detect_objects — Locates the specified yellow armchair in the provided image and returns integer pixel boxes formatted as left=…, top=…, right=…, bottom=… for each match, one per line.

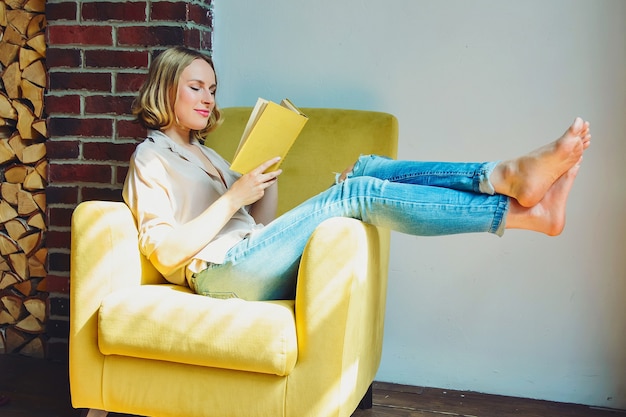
left=69, top=108, right=398, bottom=417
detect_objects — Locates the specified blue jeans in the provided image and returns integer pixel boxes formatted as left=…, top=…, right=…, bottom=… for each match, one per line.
left=191, top=155, right=509, bottom=300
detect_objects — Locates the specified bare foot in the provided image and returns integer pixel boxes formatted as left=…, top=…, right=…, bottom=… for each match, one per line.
left=337, top=162, right=356, bottom=183
left=491, top=117, right=590, bottom=207
left=506, top=162, right=580, bottom=236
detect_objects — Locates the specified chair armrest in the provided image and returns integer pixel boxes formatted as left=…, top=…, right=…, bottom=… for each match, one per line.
left=289, top=217, right=390, bottom=416
left=69, top=201, right=161, bottom=409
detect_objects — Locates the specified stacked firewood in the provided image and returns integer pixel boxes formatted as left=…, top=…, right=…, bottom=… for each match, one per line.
left=0, top=0, right=48, bottom=358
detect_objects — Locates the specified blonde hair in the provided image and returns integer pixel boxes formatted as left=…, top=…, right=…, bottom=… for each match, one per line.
left=132, top=46, right=222, bottom=140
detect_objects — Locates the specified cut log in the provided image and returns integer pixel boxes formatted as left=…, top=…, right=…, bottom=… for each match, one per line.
left=2, top=61, right=21, bottom=98
left=0, top=260, right=12, bottom=273
left=32, top=191, right=45, bottom=211
left=24, top=167, right=45, bottom=189
left=8, top=252, right=28, bottom=280
left=0, top=232, right=20, bottom=256
left=20, top=141, right=45, bottom=163
left=1, top=294, right=23, bottom=320
left=26, top=13, right=46, bottom=37
left=0, top=200, right=19, bottom=222
left=0, top=92, right=18, bottom=120
left=17, top=188, right=39, bottom=215
left=26, top=37, right=46, bottom=61
left=33, top=247, right=46, bottom=264
left=20, top=79, right=47, bottom=122
left=0, top=309, right=16, bottom=324
left=32, top=118, right=47, bottom=136
left=8, top=133, right=26, bottom=161
left=5, top=0, right=28, bottom=12
left=24, top=296, right=46, bottom=321
left=0, top=42, right=20, bottom=68
left=5, top=326, right=27, bottom=352
left=5, top=217, right=29, bottom=240
left=1, top=181, right=21, bottom=205
left=0, top=272, right=19, bottom=291
left=15, top=313, right=43, bottom=333
left=3, top=24, right=27, bottom=47
left=22, top=79, right=44, bottom=117
left=14, top=100, right=39, bottom=140
left=28, top=255, right=45, bottom=277
left=18, top=229, right=42, bottom=256
left=20, top=334, right=45, bottom=358
left=27, top=211, right=45, bottom=229
left=13, top=278, right=36, bottom=296
left=7, top=9, right=35, bottom=36
left=5, top=164, right=31, bottom=183
left=0, top=138, right=17, bottom=164
left=21, top=59, right=46, bottom=88
left=19, top=47, right=42, bottom=70
left=35, top=159, right=47, bottom=180
left=0, top=1, right=7, bottom=27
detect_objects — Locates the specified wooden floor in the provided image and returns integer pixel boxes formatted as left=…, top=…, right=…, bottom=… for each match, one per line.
left=353, top=383, right=626, bottom=417
left=1, top=354, right=624, bottom=417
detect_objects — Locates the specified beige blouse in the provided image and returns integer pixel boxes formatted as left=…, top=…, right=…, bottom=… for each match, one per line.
left=122, top=130, right=262, bottom=287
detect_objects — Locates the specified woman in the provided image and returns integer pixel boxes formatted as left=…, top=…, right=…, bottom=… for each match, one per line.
left=123, top=46, right=591, bottom=300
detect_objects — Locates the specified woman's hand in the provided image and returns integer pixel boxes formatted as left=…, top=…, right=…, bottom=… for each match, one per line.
left=228, top=157, right=283, bottom=207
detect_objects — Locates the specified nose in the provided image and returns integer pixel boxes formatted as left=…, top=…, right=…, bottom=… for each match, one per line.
left=203, top=90, right=215, bottom=105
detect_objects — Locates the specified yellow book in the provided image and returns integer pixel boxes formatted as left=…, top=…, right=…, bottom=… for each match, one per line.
left=230, top=97, right=308, bottom=174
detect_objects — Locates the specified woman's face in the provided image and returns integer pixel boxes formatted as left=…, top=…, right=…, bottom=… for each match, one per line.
left=173, top=58, right=217, bottom=132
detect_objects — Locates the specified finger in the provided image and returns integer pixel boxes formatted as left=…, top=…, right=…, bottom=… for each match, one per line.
left=262, top=177, right=278, bottom=188
left=252, top=167, right=281, bottom=184
left=254, top=157, right=281, bottom=174
left=263, top=168, right=282, bottom=181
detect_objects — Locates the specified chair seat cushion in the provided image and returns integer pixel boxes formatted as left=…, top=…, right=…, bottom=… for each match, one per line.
left=98, top=284, right=297, bottom=376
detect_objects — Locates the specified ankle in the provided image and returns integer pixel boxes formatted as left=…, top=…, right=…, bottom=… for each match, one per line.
left=490, top=160, right=516, bottom=197
left=479, top=161, right=499, bottom=195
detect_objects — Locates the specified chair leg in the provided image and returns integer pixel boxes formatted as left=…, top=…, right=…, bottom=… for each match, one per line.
left=81, top=409, right=109, bottom=417
left=357, top=383, right=373, bottom=409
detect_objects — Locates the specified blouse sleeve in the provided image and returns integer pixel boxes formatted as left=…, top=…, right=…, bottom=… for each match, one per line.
left=122, top=146, right=183, bottom=282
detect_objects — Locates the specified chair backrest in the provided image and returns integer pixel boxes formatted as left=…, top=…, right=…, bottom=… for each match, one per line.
left=205, top=107, right=398, bottom=215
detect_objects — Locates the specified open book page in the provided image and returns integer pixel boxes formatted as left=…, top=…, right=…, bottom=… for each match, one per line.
left=234, top=97, right=269, bottom=157
left=230, top=98, right=308, bottom=174
left=279, top=98, right=302, bottom=114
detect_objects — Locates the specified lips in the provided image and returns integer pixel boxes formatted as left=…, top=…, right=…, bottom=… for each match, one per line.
left=195, top=109, right=211, bottom=118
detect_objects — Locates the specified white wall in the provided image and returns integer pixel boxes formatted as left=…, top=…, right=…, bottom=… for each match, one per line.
left=213, top=0, right=626, bottom=409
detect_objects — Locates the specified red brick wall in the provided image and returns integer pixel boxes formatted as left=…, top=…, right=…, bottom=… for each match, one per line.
left=45, top=0, right=214, bottom=360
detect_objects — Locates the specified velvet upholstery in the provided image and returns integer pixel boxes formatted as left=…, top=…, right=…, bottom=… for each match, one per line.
left=69, top=107, right=398, bottom=417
